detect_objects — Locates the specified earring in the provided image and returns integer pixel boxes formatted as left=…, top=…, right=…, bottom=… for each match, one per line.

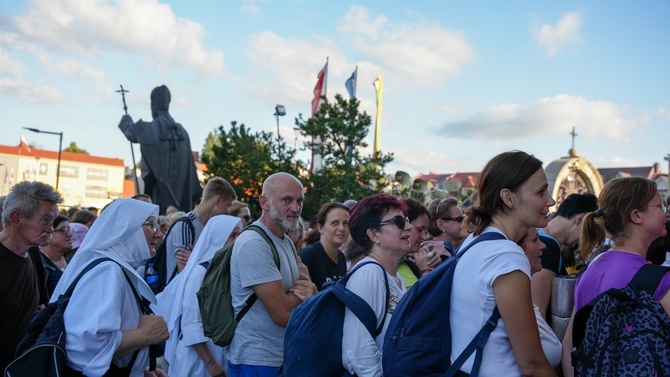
left=376, top=240, right=380, bottom=246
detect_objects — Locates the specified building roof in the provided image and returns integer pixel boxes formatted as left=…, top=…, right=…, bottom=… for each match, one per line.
left=598, top=164, right=664, bottom=183
left=0, top=142, right=124, bottom=167
left=413, top=171, right=479, bottom=189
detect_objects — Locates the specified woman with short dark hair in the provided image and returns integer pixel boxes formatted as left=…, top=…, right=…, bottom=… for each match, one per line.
left=342, top=194, right=410, bottom=376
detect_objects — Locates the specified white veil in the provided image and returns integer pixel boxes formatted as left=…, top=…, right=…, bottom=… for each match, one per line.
left=153, top=215, right=242, bottom=363
left=50, top=198, right=159, bottom=303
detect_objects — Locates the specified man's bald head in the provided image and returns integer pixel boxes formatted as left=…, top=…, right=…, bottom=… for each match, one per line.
left=262, top=172, right=303, bottom=198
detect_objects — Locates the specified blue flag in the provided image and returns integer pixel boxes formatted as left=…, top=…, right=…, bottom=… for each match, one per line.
left=345, top=67, right=357, bottom=99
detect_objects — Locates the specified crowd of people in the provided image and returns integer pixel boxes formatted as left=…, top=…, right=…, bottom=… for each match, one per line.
left=2, top=149, right=670, bottom=377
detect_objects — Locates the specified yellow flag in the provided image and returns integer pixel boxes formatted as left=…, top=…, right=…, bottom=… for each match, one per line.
left=373, top=73, right=383, bottom=154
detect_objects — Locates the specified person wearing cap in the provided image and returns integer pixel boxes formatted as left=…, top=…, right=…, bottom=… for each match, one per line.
left=40, top=215, right=73, bottom=296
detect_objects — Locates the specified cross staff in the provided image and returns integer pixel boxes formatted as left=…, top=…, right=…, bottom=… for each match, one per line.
left=116, top=85, right=140, bottom=193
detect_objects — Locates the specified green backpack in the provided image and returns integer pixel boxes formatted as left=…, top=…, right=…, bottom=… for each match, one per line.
left=197, top=224, right=279, bottom=346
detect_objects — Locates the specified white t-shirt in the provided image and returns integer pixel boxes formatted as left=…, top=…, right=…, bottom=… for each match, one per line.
left=534, top=305, right=562, bottom=367
left=341, top=257, right=406, bottom=377
left=449, top=227, right=531, bottom=376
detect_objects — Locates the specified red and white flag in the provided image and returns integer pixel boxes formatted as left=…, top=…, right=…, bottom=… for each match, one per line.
left=311, top=60, right=328, bottom=117
left=20, top=134, right=31, bottom=152
left=310, top=59, right=328, bottom=173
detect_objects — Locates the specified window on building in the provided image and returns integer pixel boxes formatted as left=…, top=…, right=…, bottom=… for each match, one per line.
left=87, top=168, right=109, bottom=181
left=60, top=166, right=79, bottom=178
left=85, top=185, right=107, bottom=198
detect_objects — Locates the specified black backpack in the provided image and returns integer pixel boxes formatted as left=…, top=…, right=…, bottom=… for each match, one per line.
left=145, top=216, right=194, bottom=294
left=571, top=264, right=670, bottom=376
left=4, top=258, right=153, bottom=377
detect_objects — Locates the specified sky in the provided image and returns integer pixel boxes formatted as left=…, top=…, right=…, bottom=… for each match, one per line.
left=2, top=0, right=670, bottom=178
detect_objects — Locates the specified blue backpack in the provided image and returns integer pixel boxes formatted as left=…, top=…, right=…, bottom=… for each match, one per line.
left=571, top=264, right=670, bottom=376
left=382, top=232, right=505, bottom=377
left=280, top=260, right=389, bottom=377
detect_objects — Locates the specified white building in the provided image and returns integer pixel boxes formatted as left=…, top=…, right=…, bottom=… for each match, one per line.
left=0, top=141, right=126, bottom=209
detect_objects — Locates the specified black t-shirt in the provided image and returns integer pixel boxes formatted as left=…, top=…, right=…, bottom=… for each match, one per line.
left=0, top=243, right=46, bottom=371
left=298, top=241, right=346, bottom=291
left=539, top=232, right=567, bottom=276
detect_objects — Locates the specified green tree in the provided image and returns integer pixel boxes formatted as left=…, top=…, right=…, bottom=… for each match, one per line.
left=63, top=141, right=89, bottom=154
left=201, top=121, right=303, bottom=217
left=201, top=130, right=221, bottom=159
left=296, top=94, right=393, bottom=218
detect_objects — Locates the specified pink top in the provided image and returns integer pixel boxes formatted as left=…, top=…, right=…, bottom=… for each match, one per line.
left=574, top=251, right=670, bottom=310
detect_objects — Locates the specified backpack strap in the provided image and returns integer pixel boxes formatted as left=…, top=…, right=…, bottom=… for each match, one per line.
left=119, top=265, right=158, bottom=372
left=63, top=257, right=116, bottom=297
left=446, top=231, right=506, bottom=377
left=629, top=264, right=670, bottom=295
left=399, top=255, right=422, bottom=279
left=168, top=216, right=195, bottom=281
left=65, top=258, right=156, bottom=372
left=233, top=224, right=281, bottom=323
left=335, top=260, right=390, bottom=337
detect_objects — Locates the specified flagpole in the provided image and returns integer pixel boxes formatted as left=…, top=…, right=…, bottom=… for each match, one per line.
left=373, top=73, right=383, bottom=156
left=353, top=66, right=358, bottom=98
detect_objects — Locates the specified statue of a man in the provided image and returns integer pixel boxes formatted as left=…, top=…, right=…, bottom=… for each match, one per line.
left=119, top=85, right=202, bottom=214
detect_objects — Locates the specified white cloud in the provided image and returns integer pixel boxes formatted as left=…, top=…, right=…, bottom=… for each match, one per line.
left=43, top=58, right=107, bottom=81
left=244, top=6, right=474, bottom=113
left=440, top=94, right=644, bottom=142
left=246, top=31, right=350, bottom=108
left=0, top=79, right=62, bottom=103
left=241, top=0, right=261, bottom=14
left=533, top=11, right=583, bottom=57
left=658, top=102, right=670, bottom=122
left=7, top=0, right=224, bottom=78
left=0, top=48, right=26, bottom=77
left=338, top=6, right=475, bottom=86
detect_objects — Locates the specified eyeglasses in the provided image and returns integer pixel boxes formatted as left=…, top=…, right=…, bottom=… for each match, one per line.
left=441, top=215, right=465, bottom=223
left=142, top=220, right=159, bottom=233
left=644, top=200, right=669, bottom=213
left=377, top=215, right=410, bottom=229
left=54, top=226, right=72, bottom=234
left=242, top=215, right=252, bottom=223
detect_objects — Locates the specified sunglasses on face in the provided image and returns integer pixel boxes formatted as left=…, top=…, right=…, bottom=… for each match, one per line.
left=377, top=215, right=410, bottom=229
left=441, top=215, right=465, bottom=223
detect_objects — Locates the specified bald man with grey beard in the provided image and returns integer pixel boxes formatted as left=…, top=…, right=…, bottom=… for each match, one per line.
left=226, top=173, right=317, bottom=376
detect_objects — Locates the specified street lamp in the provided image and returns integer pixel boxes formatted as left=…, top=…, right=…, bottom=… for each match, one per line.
left=23, top=127, right=63, bottom=190
left=274, top=104, right=286, bottom=143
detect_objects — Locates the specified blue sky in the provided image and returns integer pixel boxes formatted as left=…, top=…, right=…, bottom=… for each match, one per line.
left=2, top=0, right=670, bottom=177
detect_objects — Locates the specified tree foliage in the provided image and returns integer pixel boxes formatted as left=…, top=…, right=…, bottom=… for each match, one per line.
left=201, top=121, right=303, bottom=217
left=63, top=141, right=89, bottom=154
left=295, top=94, right=393, bottom=218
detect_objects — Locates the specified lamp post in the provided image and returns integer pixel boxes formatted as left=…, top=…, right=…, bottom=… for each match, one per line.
left=274, top=105, right=286, bottom=144
left=23, top=127, right=63, bottom=190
